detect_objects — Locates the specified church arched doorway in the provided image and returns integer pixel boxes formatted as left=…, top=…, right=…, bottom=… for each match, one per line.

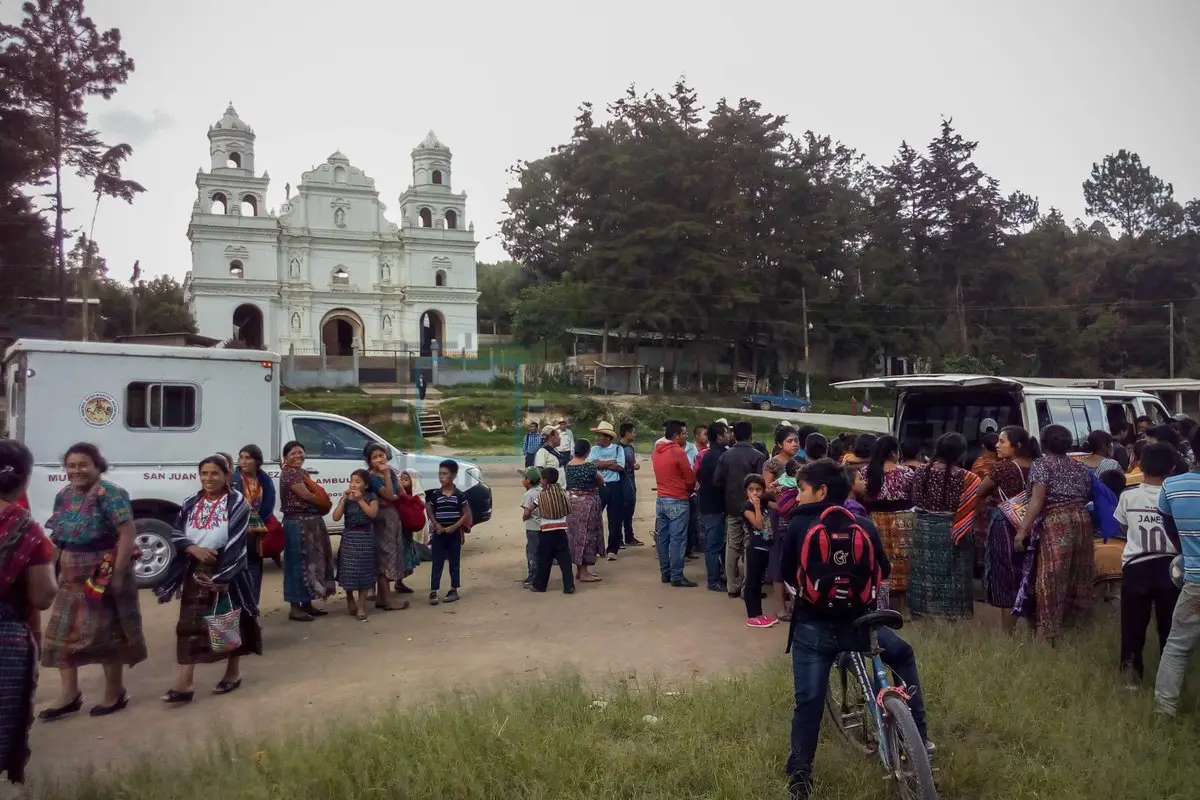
left=320, top=308, right=363, bottom=356
left=420, top=310, right=444, bottom=358
left=232, top=303, right=264, bottom=349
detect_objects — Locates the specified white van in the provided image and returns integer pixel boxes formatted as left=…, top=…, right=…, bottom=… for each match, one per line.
left=831, top=374, right=1173, bottom=452
left=3, top=339, right=493, bottom=588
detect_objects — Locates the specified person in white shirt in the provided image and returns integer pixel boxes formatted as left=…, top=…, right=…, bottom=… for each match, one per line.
left=535, top=426, right=566, bottom=486
left=1113, top=442, right=1181, bottom=686
left=557, top=419, right=574, bottom=459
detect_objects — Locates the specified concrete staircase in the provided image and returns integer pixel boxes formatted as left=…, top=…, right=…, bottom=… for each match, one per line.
left=418, top=409, right=447, bottom=438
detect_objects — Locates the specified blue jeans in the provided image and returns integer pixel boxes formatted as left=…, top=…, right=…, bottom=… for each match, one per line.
left=701, top=512, right=726, bottom=587
left=655, top=497, right=691, bottom=582
left=787, top=619, right=928, bottom=787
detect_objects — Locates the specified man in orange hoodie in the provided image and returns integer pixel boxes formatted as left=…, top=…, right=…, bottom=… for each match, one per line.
left=653, top=419, right=698, bottom=587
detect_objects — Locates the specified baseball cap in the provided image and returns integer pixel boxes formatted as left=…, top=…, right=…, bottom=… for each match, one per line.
left=520, top=467, right=542, bottom=481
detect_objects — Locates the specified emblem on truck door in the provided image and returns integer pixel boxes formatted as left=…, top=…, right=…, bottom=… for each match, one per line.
left=80, top=392, right=118, bottom=428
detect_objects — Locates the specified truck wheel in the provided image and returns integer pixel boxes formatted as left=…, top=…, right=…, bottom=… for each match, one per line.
left=759, top=401, right=772, bottom=411
left=133, top=518, right=174, bottom=590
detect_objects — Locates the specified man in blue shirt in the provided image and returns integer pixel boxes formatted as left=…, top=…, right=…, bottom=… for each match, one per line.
left=522, top=422, right=541, bottom=467
left=1153, top=428, right=1200, bottom=717
left=589, top=421, right=627, bottom=559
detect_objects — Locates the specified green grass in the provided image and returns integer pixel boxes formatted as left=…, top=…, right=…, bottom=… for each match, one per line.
left=43, top=616, right=1200, bottom=799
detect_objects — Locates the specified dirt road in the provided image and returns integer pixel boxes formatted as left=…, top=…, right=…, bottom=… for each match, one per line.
left=28, top=464, right=785, bottom=785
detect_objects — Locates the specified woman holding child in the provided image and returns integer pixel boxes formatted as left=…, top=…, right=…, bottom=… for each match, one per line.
left=363, top=444, right=410, bottom=611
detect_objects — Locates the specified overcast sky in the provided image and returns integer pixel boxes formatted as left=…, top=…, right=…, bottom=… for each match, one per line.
left=9, top=0, right=1198, bottom=284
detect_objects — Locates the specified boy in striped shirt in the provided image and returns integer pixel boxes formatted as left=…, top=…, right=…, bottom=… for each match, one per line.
left=427, top=459, right=471, bottom=605
left=532, top=467, right=575, bottom=594
left=1153, top=429, right=1200, bottom=716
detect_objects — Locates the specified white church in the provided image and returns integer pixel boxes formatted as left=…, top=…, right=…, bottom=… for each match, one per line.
left=183, top=104, right=479, bottom=358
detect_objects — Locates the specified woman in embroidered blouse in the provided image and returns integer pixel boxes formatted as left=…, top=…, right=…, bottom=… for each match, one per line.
left=0, top=440, right=56, bottom=785
left=763, top=426, right=802, bottom=620
left=157, top=456, right=262, bottom=703
left=364, top=443, right=410, bottom=611
left=1014, top=424, right=1095, bottom=642
left=860, top=435, right=916, bottom=613
left=565, top=439, right=605, bottom=583
left=279, top=441, right=336, bottom=622
left=39, top=442, right=146, bottom=720
left=908, top=433, right=981, bottom=620
left=974, top=426, right=1038, bottom=631
left=232, top=444, right=276, bottom=605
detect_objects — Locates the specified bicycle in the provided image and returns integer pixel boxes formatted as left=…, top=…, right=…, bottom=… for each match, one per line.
left=824, top=608, right=938, bottom=799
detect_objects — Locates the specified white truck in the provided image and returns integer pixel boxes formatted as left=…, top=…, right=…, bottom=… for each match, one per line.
left=3, top=339, right=492, bottom=588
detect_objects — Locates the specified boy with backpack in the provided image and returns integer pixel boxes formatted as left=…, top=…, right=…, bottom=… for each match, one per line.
left=778, top=458, right=932, bottom=799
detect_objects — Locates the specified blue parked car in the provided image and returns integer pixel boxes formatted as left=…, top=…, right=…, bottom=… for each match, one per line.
left=743, top=390, right=812, bottom=412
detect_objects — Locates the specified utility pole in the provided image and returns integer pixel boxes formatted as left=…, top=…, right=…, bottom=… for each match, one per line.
left=1168, top=301, right=1176, bottom=379
left=802, top=286, right=811, bottom=401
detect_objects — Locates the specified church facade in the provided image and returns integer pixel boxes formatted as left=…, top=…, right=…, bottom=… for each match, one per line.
left=183, top=104, right=479, bottom=358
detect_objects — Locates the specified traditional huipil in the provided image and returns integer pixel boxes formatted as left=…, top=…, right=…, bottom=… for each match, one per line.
left=41, top=480, right=147, bottom=669
left=0, top=504, right=53, bottom=784
left=909, top=463, right=980, bottom=619
left=155, top=489, right=263, bottom=663
left=860, top=465, right=916, bottom=599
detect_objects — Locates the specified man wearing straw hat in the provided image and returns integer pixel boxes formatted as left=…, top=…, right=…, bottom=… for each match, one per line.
left=590, top=421, right=627, bottom=560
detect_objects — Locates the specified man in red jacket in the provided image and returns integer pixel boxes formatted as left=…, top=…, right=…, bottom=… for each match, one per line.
left=652, top=419, right=697, bottom=587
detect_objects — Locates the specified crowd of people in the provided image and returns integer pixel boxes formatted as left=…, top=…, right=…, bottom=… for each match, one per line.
left=4, top=409, right=1200, bottom=793
left=0, top=437, right=473, bottom=787
left=519, top=413, right=1200, bottom=799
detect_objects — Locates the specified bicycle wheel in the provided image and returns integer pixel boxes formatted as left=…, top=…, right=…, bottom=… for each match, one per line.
left=881, top=693, right=937, bottom=800
left=825, top=653, right=878, bottom=755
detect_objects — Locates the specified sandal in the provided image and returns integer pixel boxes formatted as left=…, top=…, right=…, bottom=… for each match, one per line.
left=356, top=612, right=369, bottom=621
left=162, top=689, right=194, bottom=705
left=289, top=611, right=314, bottom=622
left=213, top=678, right=242, bottom=695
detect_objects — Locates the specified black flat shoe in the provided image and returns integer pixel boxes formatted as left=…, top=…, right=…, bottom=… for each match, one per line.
left=162, top=689, right=194, bottom=705
left=38, top=694, right=83, bottom=721
left=213, top=678, right=242, bottom=695
left=90, top=692, right=128, bottom=717
left=394, top=581, right=415, bottom=594
left=301, top=604, right=328, bottom=617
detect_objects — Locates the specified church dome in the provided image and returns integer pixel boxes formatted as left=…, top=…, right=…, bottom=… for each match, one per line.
left=327, top=150, right=350, bottom=164
left=416, top=130, right=449, bottom=152
left=211, top=103, right=252, bottom=133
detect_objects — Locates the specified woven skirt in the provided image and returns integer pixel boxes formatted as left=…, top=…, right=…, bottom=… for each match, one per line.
left=0, top=605, right=35, bottom=784
left=871, top=510, right=915, bottom=593
left=374, top=506, right=404, bottom=581
left=338, top=527, right=377, bottom=590
left=909, top=512, right=975, bottom=620
left=176, top=568, right=261, bottom=665
left=41, top=549, right=147, bottom=669
left=282, top=516, right=335, bottom=604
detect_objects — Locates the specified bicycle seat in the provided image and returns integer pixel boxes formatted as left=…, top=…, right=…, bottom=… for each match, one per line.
left=851, top=609, right=904, bottom=632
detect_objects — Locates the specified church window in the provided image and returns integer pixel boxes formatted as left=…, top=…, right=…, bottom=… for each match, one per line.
left=240, top=194, right=258, bottom=217
left=332, top=267, right=350, bottom=286
left=227, top=152, right=241, bottom=169
left=210, top=193, right=228, bottom=215
left=229, top=259, right=244, bottom=278
left=435, top=269, right=447, bottom=287
left=444, top=209, right=458, bottom=230
left=432, top=170, right=443, bottom=185
left=334, top=165, right=347, bottom=183
left=419, top=208, right=432, bottom=228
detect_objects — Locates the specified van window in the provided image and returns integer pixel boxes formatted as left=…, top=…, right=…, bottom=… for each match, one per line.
left=125, top=382, right=198, bottom=431
left=292, top=417, right=376, bottom=460
left=1035, top=397, right=1106, bottom=448
left=1142, top=401, right=1169, bottom=426
left=897, top=390, right=1020, bottom=450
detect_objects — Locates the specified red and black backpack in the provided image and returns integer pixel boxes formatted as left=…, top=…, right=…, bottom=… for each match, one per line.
left=796, top=506, right=879, bottom=614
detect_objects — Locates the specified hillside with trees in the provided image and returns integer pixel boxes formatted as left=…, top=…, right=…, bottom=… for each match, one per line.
left=498, top=82, right=1200, bottom=379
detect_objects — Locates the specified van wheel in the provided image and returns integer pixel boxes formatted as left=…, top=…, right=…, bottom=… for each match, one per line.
left=134, top=518, right=174, bottom=589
